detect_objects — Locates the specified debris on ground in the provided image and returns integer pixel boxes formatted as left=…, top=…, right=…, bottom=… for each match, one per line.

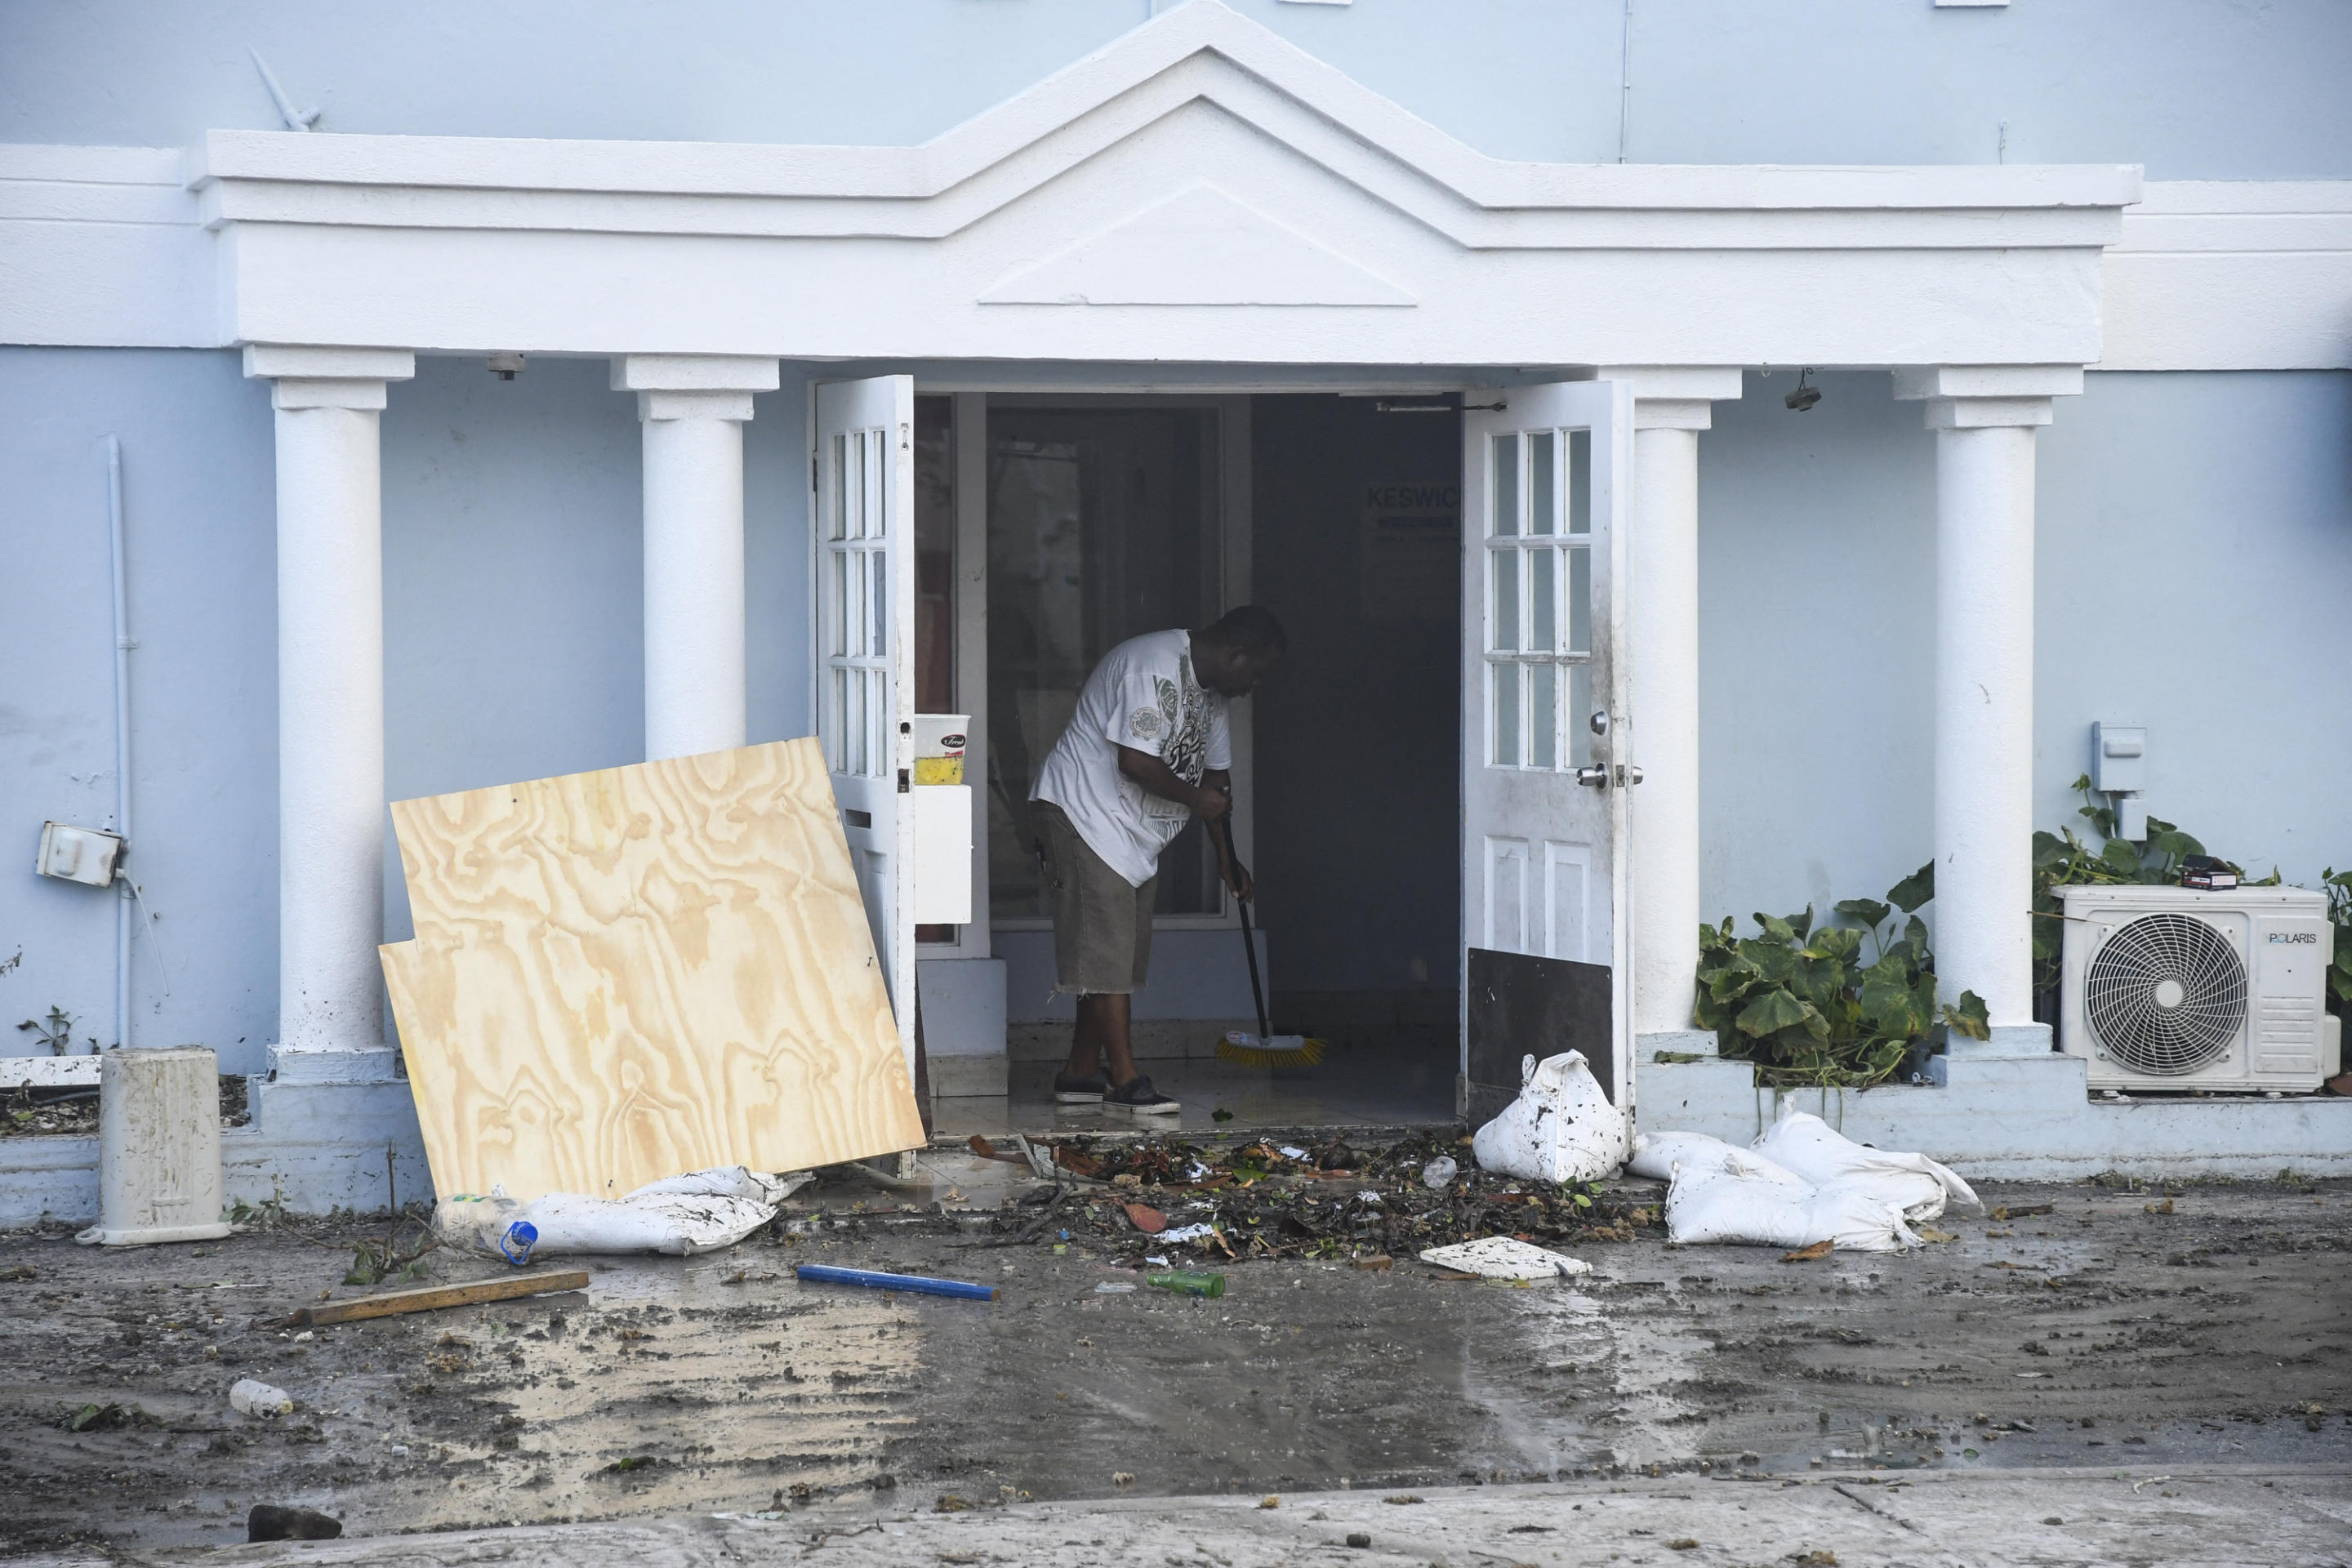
left=1416, top=1236, right=1591, bottom=1281
left=247, top=1503, right=341, bottom=1542
left=282, top=1267, right=590, bottom=1327
left=956, top=1130, right=1654, bottom=1267
left=228, top=1379, right=294, bottom=1416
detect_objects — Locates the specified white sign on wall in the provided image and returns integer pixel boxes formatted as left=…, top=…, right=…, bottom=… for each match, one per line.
left=1361, top=479, right=1459, bottom=622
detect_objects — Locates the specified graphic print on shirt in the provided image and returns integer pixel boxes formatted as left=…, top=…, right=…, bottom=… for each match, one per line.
left=1141, top=656, right=1213, bottom=821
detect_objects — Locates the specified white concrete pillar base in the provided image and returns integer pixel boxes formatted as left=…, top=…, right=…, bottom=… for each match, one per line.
left=266, top=1044, right=406, bottom=1085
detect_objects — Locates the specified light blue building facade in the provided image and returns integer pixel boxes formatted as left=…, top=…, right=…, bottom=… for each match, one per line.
left=4, top=1, right=2349, bottom=1218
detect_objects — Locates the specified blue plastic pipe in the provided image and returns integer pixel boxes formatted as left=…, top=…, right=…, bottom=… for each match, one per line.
left=795, top=1264, right=996, bottom=1301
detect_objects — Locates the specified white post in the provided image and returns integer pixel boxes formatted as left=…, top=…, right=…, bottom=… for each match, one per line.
left=611, top=355, right=781, bottom=761
left=1604, top=368, right=1744, bottom=1054
left=243, top=345, right=414, bottom=1077
left=1894, top=365, right=2082, bottom=1057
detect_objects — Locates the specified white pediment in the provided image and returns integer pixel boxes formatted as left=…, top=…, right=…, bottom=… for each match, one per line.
left=978, top=183, right=1414, bottom=307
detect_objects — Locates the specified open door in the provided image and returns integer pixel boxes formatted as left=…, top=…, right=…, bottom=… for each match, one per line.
left=1461, top=380, right=1634, bottom=1125
left=817, top=376, right=917, bottom=1074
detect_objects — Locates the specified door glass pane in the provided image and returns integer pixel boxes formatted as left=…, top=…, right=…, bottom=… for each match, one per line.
left=1491, top=662, right=1519, bottom=767
left=1529, top=430, right=1556, bottom=535
left=986, top=404, right=1223, bottom=919
left=913, top=396, right=956, bottom=715
left=829, top=668, right=847, bottom=771
left=849, top=668, right=866, bottom=775
left=1568, top=430, right=1591, bottom=535
left=1528, top=548, right=1555, bottom=652
left=1567, top=662, right=1594, bottom=768
left=837, top=439, right=856, bottom=542
left=1490, top=433, right=1518, bottom=537
left=1490, top=550, right=1518, bottom=653
left=871, top=546, right=889, bottom=658
left=871, top=666, right=889, bottom=779
left=1567, top=545, right=1591, bottom=654
left=847, top=432, right=866, bottom=540
left=865, top=426, right=887, bottom=540
left=1530, top=662, right=1557, bottom=770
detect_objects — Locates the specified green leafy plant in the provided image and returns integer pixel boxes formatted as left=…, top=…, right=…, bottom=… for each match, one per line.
left=2321, top=868, right=2352, bottom=1022
left=1695, top=870, right=1986, bottom=1088
left=2029, top=775, right=2270, bottom=1007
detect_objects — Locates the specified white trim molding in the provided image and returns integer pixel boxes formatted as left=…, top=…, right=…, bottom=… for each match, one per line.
left=171, top=1, right=2133, bottom=369
left=2100, top=181, right=2352, bottom=370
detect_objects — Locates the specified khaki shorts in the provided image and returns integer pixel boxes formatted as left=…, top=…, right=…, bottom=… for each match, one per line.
left=1035, top=800, right=1156, bottom=995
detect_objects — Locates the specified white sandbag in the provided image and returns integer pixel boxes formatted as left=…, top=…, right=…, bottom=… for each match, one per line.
left=437, top=1167, right=805, bottom=1258
left=1751, top=1108, right=1978, bottom=1222
left=1471, top=1050, right=1627, bottom=1184
left=1626, top=1130, right=1811, bottom=1187
left=1666, top=1160, right=1921, bottom=1253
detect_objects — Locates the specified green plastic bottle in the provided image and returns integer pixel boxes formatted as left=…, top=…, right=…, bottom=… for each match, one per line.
left=1145, top=1270, right=1226, bottom=1298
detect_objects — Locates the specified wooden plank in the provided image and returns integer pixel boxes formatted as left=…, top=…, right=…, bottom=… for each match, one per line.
left=382, top=737, right=924, bottom=1201
left=284, top=1269, right=591, bottom=1327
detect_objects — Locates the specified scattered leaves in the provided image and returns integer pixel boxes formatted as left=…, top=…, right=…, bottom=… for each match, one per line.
left=1781, top=1239, right=1834, bottom=1263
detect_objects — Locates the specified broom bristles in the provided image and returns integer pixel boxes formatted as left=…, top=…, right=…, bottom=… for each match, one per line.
left=1214, top=1033, right=1327, bottom=1067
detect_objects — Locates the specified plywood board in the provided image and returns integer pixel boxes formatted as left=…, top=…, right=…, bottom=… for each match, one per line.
left=382, top=738, right=923, bottom=1201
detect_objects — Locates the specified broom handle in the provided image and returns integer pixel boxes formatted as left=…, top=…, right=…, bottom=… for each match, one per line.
left=1222, top=829, right=1271, bottom=1040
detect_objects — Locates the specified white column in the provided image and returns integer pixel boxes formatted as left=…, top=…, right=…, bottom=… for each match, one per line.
left=611, top=355, right=781, bottom=761
left=1894, top=365, right=2082, bottom=1054
left=1603, top=368, right=1744, bottom=1053
left=243, top=345, right=414, bottom=1074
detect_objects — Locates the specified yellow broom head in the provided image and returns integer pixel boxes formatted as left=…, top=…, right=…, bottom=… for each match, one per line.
left=1215, top=1030, right=1326, bottom=1067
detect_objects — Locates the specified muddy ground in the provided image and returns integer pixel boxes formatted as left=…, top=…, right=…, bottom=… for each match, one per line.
left=2, top=1155, right=2347, bottom=1559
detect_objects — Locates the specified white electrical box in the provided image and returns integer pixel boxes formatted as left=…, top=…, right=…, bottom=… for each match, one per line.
left=2091, top=722, right=2146, bottom=795
left=911, top=785, right=973, bottom=925
left=37, top=822, right=122, bottom=888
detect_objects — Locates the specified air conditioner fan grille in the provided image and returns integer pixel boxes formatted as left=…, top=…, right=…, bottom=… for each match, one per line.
left=2083, top=912, right=2247, bottom=1076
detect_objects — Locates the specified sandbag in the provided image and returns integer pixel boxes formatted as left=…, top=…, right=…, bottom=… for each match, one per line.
left=1471, top=1050, right=1627, bottom=1184
left=437, top=1166, right=811, bottom=1258
left=1628, top=1130, right=1809, bottom=1187
left=1751, top=1109, right=1978, bottom=1222
left=1665, top=1160, right=1922, bottom=1252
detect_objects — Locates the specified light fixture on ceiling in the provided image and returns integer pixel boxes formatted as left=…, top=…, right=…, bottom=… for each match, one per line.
left=1784, top=368, right=1821, bottom=412
left=486, top=353, right=526, bottom=381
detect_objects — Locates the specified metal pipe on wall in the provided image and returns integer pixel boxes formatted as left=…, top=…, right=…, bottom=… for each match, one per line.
left=105, top=434, right=132, bottom=1051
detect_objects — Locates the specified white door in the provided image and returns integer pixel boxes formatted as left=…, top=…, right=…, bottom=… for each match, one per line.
left=817, top=376, right=917, bottom=1073
left=1461, top=381, right=1634, bottom=1107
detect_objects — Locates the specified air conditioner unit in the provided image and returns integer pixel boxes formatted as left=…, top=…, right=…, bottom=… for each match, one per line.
left=2060, top=885, right=2337, bottom=1092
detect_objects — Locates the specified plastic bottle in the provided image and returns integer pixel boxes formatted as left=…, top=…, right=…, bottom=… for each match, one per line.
left=1144, top=1270, right=1226, bottom=1298
left=1421, top=1156, right=1459, bottom=1189
left=229, top=1379, right=294, bottom=1416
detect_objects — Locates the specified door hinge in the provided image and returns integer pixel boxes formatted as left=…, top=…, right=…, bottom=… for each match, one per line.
left=901, top=421, right=911, bottom=451
left=811, top=453, right=818, bottom=492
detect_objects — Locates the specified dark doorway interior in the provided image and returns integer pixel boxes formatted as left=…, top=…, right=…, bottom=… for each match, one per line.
left=1251, top=394, right=1462, bottom=1107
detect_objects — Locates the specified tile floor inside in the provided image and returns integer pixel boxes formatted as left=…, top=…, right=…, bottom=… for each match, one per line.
left=929, top=1036, right=1458, bottom=1139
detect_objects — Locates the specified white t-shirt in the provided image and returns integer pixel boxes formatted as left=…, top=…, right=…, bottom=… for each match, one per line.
left=1031, top=629, right=1232, bottom=889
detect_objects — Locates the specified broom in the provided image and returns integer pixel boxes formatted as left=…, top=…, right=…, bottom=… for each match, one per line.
left=1214, top=842, right=1326, bottom=1067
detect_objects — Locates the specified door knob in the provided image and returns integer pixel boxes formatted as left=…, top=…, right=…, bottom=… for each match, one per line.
left=1575, top=765, right=1609, bottom=788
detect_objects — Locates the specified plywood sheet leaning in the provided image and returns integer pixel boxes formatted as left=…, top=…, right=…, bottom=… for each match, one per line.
left=381, top=737, right=922, bottom=1201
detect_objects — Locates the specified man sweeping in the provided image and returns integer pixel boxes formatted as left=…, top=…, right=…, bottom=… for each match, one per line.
left=1030, top=607, right=1288, bottom=1113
